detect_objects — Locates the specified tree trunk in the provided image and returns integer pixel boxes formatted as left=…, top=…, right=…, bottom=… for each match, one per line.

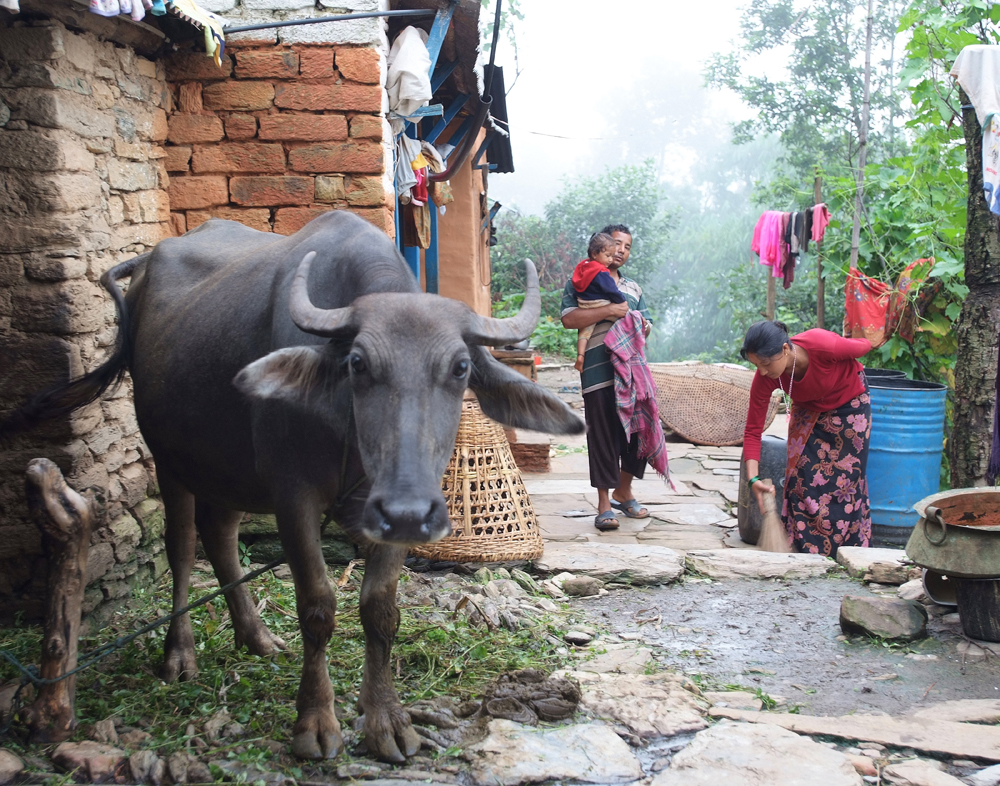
left=951, top=89, right=1000, bottom=488
left=21, top=458, right=93, bottom=743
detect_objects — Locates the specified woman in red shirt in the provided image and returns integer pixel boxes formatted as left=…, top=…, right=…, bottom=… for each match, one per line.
left=742, top=321, right=874, bottom=556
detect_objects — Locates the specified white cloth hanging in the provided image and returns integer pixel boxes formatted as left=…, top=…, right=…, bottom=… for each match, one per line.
left=951, top=45, right=1000, bottom=127
left=386, top=26, right=432, bottom=118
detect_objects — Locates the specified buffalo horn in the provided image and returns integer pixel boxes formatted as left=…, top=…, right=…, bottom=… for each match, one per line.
left=288, top=251, right=355, bottom=336
left=466, top=259, right=541, bottom=346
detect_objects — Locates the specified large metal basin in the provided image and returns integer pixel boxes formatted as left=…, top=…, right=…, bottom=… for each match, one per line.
left=905, top=488, right=1000, bottom=578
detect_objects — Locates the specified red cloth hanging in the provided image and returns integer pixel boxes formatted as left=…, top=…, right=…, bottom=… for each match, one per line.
left=843, top=259, right=934, bottom=346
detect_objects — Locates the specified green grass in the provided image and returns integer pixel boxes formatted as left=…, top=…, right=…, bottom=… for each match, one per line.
left=0, top=563, right=568, bottom=773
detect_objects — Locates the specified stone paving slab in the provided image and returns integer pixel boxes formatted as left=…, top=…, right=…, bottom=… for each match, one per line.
left=637, top=524, right=726, bottom=554
left=685, top=550, right=836, bottom=579
left=709, top=707, right=1000, bottom=761
left=836, top=546, right=909, bottom=578
left=535, top=543, right=684, bottom=584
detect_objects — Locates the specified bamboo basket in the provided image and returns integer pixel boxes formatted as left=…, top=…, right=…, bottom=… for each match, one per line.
left=649, top=362, right=782, bottom=447
left=409, top=392, right=543, bottom=563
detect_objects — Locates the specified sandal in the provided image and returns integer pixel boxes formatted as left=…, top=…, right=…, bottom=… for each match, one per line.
left=610, top=498, right=649, bottom=519
left=594, top=510, right=619, bottom=531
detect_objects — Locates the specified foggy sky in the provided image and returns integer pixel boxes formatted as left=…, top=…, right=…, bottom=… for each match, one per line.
left=487, top=0, right=765, bottom=216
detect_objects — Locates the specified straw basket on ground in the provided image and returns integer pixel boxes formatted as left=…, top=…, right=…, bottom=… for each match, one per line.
left=649, top=362, right=782, bottom=447
left=409, top=391, right=543, bottom=563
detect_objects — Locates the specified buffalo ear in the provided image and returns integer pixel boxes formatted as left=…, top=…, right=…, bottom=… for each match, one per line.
left=234, top=346, right=335, bottom=402
left=468, top=345, right=585, bottom=435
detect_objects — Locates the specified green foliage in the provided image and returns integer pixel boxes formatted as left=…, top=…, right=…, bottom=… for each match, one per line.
left=0, top=564, right=567, bottom=776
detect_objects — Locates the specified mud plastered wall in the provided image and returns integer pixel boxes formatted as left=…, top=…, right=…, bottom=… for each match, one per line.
left=163, top=0, right=394, bottom=237
left=0, top=18, right=170, bottom=625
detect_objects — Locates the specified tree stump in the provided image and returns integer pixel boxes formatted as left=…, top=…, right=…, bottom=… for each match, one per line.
left=21, top=458, right=94, bottom=743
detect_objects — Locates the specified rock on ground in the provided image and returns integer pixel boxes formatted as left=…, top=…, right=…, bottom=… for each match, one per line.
left=53, top=741, right=126, bottom=783
left=0, top=749, right=24, bottom=786
left=463, top=719, right=643, bottom=786
left=563, top=576, right=603, bottom=597
left=576, top=643, right=652, bottom=674
left=899, top=579, right=927, bottom=602
left=912, top=700, right=1000, bottom=724
left=535, top=543, right=684, bottom=585
left=840, top=596, right=928, bottom=642
left=883, top=759, right=966, bottom=786
left=564, top=671, right=708, bottom=738
left=128, top=750, right=165, bottom=785
left=968, top=763, right=1000, bottom=786
left=684, top=550, right=835, bottom=580
left=650, top=720, right=862, bottom=785
left=704, top=691, right=763, bottom=711
left=836, top=546, right=908, bottom=578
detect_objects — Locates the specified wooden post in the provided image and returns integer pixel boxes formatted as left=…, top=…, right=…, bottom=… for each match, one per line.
left=22, top=458, right=94, bottom=743
left=766, top=276, right=776, bottom=320
left=814, top=175, right=824, bottom=328
left=849, top=0, right=874, bottom=271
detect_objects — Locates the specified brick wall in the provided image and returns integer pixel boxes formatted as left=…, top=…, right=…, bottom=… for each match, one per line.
left=0, top=19, right=169, bottom=625
left=163, top=38, right=393, bottom=238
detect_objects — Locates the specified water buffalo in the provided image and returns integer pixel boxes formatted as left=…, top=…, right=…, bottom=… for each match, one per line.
left=17, top=210, right=584, bottom=761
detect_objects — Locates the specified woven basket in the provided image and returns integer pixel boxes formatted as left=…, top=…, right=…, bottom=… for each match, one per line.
left=649, top=362, right=781, bottom=447
left=409, top=392, right=543, bottom=563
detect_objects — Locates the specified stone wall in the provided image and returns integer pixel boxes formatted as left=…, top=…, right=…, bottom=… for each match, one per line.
left=163, top=2, right=393, bottom=238
left=0, top=17, right=170, bottom=624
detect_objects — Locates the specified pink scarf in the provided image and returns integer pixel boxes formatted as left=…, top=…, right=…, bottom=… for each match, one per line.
left=603, top=312, right=671, bottom=481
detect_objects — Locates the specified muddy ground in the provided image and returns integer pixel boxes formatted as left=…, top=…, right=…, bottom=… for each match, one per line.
left=578, top=576, right=1000, bottom=717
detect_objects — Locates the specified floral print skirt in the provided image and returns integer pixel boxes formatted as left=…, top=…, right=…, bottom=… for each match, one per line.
left=782, top=385, right=872, bottom=557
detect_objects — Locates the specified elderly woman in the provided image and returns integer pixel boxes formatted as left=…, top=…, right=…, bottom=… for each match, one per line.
left=741, top=320, right=874, bottom=556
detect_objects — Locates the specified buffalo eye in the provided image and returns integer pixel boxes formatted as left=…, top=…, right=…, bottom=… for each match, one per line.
left=452, top=359, right=469, bottom=380
left=349, top=353, right=367, bottom=374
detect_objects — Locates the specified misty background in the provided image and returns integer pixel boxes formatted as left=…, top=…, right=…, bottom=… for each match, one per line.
left=485, top=0, right=789, bottom=361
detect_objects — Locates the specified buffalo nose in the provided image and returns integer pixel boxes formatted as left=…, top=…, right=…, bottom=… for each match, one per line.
left=371, top=496, right=450, bottom=543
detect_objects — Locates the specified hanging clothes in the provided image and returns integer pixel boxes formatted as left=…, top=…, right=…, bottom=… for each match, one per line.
left=811, top=203, right=830, bottom=243
left=951, top=47, right=1000, bottom=215
left=386, top=27, right=432, bottom=118
left=751, top=211, right=786, bottom=278
left=798, top=208, right=812, bottom=253
left=780, top=212, right=795, bottom=289
left=0, top=0, right=19, bottom=10
left=844, top=259, right=935, bottom=346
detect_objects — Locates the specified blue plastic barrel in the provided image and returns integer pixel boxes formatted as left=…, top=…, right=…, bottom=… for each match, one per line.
left=863, top=368, right=906, bottom=380
left=867, top=378, right=948, bottom=547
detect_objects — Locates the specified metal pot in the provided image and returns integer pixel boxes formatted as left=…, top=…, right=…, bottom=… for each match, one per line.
left=905, top=488, right=1000, bottom=579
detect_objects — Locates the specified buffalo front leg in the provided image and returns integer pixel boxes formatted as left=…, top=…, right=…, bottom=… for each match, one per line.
left=158, top=471, right=198, bottom=682
left=195, top=501, right=286, bottom=656
left=358, top=543, right=420, bottom=763
left=276, top=492, right=343, bottom=759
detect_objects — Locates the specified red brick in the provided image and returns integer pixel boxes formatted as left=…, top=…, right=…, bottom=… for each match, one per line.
left=298, top=49, right=334, bottom=79
left=273, top=83, right=381, bottom=112
left=167, top=114, right=224, bottom=144
left=230, top=176, right=314, bottom=206
left=345, top=175, right=384, bottom=207
left=349, top=206, right=392, bottom=234
left=203, top=81, right=275, bottom=111
left=258, top=114, right=347, bottom=142
left=274, top=206, right=332, bottom=235
left=188, top=207, right=271, bottom=232
left=335, top=47, right=380, bottom=84
left=177, top=82, right=203, bottom=113
left=349, top=114, right=383, bottom=139
left=168, top=176, right=228, bottom=209
left=288, top=141, right=382, bottom=173
left=235, top=50, right=299, bottom=79
left=165, top=52, right=232, bottom=81
left=191, top=143, right=285, bottom=174
left=164, top=146, right=192, bottom=172
left=225, top=114, right=258, bottom=140
left=169, top=212, right=186, bottom=236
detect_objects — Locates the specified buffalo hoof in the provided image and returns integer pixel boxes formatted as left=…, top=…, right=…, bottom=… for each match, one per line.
left=291, top=711, right=344, bottom=759
left=160, top=649, right=198, bottom=683
left=236, top=626, right=287, bottom=657
left=361, top=709, right=422, bottom=763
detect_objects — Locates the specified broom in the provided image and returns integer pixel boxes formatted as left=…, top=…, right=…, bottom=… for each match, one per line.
left=757, top=478, right=792, bottom=553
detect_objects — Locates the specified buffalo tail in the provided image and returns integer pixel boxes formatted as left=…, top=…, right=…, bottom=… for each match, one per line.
left=0, top=255, right=145, bottom=442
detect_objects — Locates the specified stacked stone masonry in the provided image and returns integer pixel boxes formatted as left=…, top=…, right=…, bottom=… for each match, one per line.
left=164, top=41, right=393, bottom=239
left=0, top=19, right=170, bottom=624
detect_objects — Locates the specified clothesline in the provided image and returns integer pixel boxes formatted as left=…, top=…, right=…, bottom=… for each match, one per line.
left=751, top=204, right=830, bottom=290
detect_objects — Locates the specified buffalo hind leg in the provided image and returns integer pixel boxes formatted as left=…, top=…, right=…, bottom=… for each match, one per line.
left=358, top=543, right=421, bottom=763
left=159, top=472, right=198, bottom=682
left=195, top=500, right=287, bottom=657
left=276, top=490, right=343, bottom=759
